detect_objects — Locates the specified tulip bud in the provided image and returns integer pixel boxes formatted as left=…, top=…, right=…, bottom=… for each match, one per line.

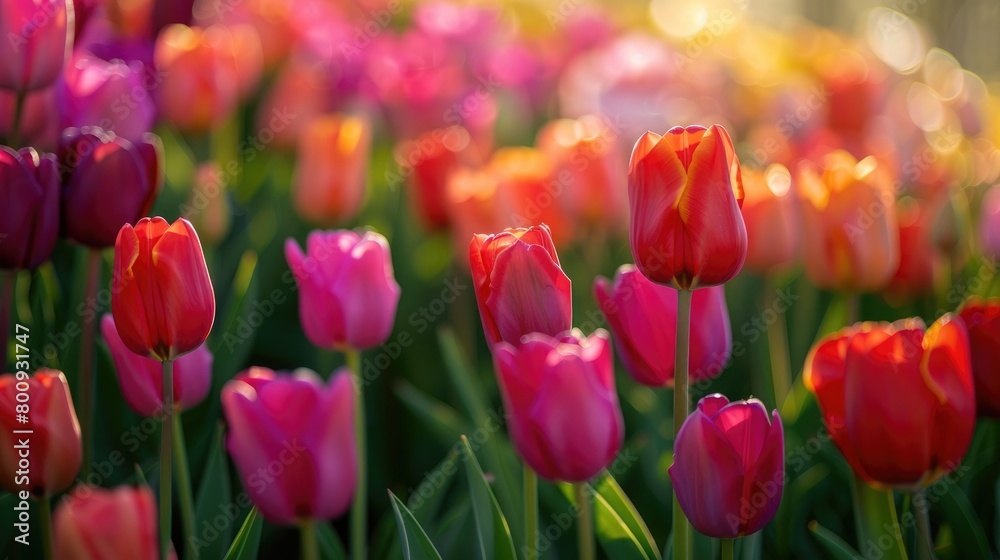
left=595, top=265, right=731, bottom=387
left=285, top=230, right=400, bottom=350
left=57, top=52, right=156, bottom=142
left=795, top=151, right=900, bottom=292
left=805, top=316, right=974, bottom=487
left=222, top=367, right=357, bottom=524
left=446, top=166, right=500, bottom=268
left=740, top=164, right=798, bottom=275
left=400, top=126, right=472, bottom=231
left=292, top=114, right=371, bottom=226
left=470, top=224, right=572, bottom=348
left=979, top=186, right=1000, bottom=259
left=957, top=297, right=1000, bottom=418
left=0, top=0, right=73, bottom=93
left=101, top=314, right=212, bottom=416
left=490, top=147, right=574, bottom=245
left=669, top=394, right=784, bottom=538
left=111, top=217, right=215, bottom=361
left=0, top=370, right=81, bottom=496
left=59, top=127, right=163, bottom=248
left=492, top=330, right=623, bottom=482
left=628, top=125, right=747, bottom=290
left=54, top=485, right=167, bottom=560
left=0, top=146, right=59, bottom=270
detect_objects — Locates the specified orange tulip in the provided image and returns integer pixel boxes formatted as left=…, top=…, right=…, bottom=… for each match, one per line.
left=490, top=147, right=574, bottom=246
left=740, top=164, right=798, bottom=275
left=446, top=166, right=501, bottom=268
left=795, top=151, right=899, bottom=292
left=293, top=114, right=371, bottom=226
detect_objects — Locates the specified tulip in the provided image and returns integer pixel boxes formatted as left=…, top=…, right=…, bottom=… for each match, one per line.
left=400, top=126, right=472, bottom=231
left=0, top=146, right=59, bottom=270
left=0, top=0, right=73, bottom=93
left=958, top=297, right=1000, bottom=418
left=594, top=265, right=731, bottom=387
left=0, top=370, right=81, bottom=496
left=0, top=88, right=60, bottom=149
left=101, top=314, right=212, bottom=417
left=446, top=166, right=500, bottom=268
left=54, top=485, right=169, bottom=560
left=885, top=199, right=936, bottom=301
left=979, top=186, right=1000, bottom=259
left=285, top=229, right=400, bottom=350
left=292, top=114, right=371, bottom=226
left=740, top=164, right=798, bottom=275
left=221, top=367, right=357, bottom=524
left=469, top=224, right=572, bottom=348
left=111, top=217, right=215, bottom=361
left=492, top=330, right=623, bottom=481
left=628, top=124, right=746, bottom=289
left=183, top=162, right=231, bottom=246
left=668, top=394, right=783, bottom=538
left=490, top=147, right=574, bottom=245
left=57, top=52, right=156, bottom=142
left=795, top=151, right=900, bottom=292
left=107, top=0, right=196, bottom=40
left=59, top=127, right=163, bottom=248
left=804, top=316, right=974, bottom=486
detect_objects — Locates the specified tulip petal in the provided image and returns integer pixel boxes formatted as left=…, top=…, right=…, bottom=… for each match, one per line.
left=150, top=218, right=215, bottom=359
left=922, top=315, right=975, bottom=476
left=741, top=411, right=784, bottom=535
left=333, top=235, right=401, bottom=349
left=487, top=241, right=572, bottom=344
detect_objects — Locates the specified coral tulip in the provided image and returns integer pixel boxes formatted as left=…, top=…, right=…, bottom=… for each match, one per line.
left=293, top=114, right=371, bottom=226
left=740, top=164, right=798, bottom=274
left=0, top=0, right=73, bottom=92
left=54, top=485, right=170, bottom=560
left=0, top=146, right=59, bottom=270
left=628, top=125, right=746, bottom=289
left=490, top=147, right=574, bottom=245
left=446, top=166, right=500, bottom=268
left=958, top=297, right=1000, bottom=418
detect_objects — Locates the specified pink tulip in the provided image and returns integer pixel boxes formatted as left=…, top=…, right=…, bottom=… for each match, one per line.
left=221, top=367, right=357, bottom=524
left=57, top=51, right=156, bottom=141
left=979, top=187, right=1000, bottom=259
left=54, top=485, right=170, bottom=560
left=101, top=314, right=212, bottom=416
left=285, top=230, right=401, bottom=350
left=492, top=330, right=623, bottom=482
left=594, top=265, right=731, bottom=387
left=0, top=0, right=73, bottom=92
left=669, top=394, right=784, bottom=538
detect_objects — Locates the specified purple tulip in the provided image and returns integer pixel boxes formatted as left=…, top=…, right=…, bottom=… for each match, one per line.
left=0, top=146, right=59, bottom=270
left=0, top=0, right=74, bottom=92
left=58, top=51, right=156, bottom=141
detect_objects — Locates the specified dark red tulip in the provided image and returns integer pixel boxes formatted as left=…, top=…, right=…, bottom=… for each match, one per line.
left=0, top=146, right=59, bottom=270
left=958, top=297, right=1000, bottom=418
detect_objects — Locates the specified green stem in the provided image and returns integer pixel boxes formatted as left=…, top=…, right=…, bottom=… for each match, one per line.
left=38, top=497, right=53, bottom=560
left=173, top=413, right=196, bottom=560
left=160, top=359, right=174, bottom=560
left=1, top=271, right=13, bottom=369
left=524, top=466, right=538, bottom=558
left=846, top=293, right=860, bottom=325
left=9, top=90, right=26, bottom=147
left=79, top=249, right=101, bottom=479
left=347, top=349, right=366, bottom=560
left=673, top=288, right=693, bottom=560
left=300, top=518, right=319, bottom=560
left=765, top=278, right=794, bottom=411
left=575, top=483, right=594, bottom=560
left=913, top=491, right=935, bottom=560
left=852, top=475, right=908, bottom=560
left=721, top=538, right=735, bottom=560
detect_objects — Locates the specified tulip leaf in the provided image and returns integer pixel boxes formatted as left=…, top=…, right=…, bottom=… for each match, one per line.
left=223, top=506, right=263, bottom=560
left=194, top=423, right=232, bottom=560
left=317, top=522, right=348, bottom=560
left=459, top=435, right=517, bottom=560
left=592, top=470, right=661, bottom=560
left=389, top=490, right=444, bottom=560
left=211, top=249, right=259, bottom=377
left=937, top=484, right=991, bottom=560
left=808, top=520, right=863, bottom=560
left=558, top=483, right=653, bottom=560
left=395, top=380, right=471, bottom=447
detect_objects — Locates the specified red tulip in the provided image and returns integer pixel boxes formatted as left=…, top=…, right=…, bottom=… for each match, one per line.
left=740, top=165, right=798, bottom=275
left=628, top=124, right=746, bottom=289
left=111, top=217, right=215, bottom=361
left=669, top=394, right=784, bottom=538
left=469, top=224, right=572, bottom=348
left=101, top=314, right=212, bottom=417
left=885, top=199, right=936, bottom=301
left=54, top=485, right=170, bottom=560
left=958, top=297, right=1000, bottom=418
left=595, top=265, right=731, bottom=387
left=400, top=125, right=472, bottom=231
left=292, top=114, right=371, bottom=226
left=0, top=0, right=73, bottom=92
left=221, top=367, right=357, bottom=524
left=0, top=146, right=59, bottom=270
left=0, top=370, right=81, bottom=497
left=492, top=330, right=623, bottom=482
left=805, top=316, right=974, bottom=486
left=285, top=230, right=400, bottom=350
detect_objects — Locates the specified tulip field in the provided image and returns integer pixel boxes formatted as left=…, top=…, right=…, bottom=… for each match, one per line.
left=4, top=0, right=1000, bottom=559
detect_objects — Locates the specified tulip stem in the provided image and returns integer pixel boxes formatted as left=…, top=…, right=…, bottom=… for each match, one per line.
left=173, top=414, right=196, bottom=560
left=721, top=538, right=734, bottom=560
left=913, top=491, right=935, bottom=560
left=79, top=248, right=101, bottom=480
left=160, top=359, right=174, bottom=560
left=300, top=518, right=319, bottom=560
left=575, top=483, right=594, bottom=560
left=524, top=466, right=538, bottom=557
left=38, top=497, right=53, bottom=560
left=673, top=288, right=693, bottom=560
left=347, top=348, right=366, bottom=560
left=1, top=270, right=12, bottom=369
left=9, top=90, right=26, bottom=147
left=765, top=278, right=794, bottom=412
left=852, top=476, right=908, bottom=560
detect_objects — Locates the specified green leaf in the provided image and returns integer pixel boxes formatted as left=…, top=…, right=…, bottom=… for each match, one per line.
left=938, top=484, right=991, bottom=560
left=808, top=520, right=863, bottom=560
left=459, top=436, right=517, bottom=560
left=210, top=250, right=259, bottom=377
left=395, top=380, right=470, bottom=447
left=389, top=490, right=444, bottom=560
left=223, top=506, right=263, bottom=560
left=559, top=483, right=652, bottom=560
left=317, top=523, right=348, bottom=560
left=194, top=424, right=232, bottom=560
left=592, top=471, right=661, bottom=560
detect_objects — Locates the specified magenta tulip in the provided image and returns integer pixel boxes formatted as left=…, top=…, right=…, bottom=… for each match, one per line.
left=285, top=230, right=401, bottom=350
left=57, top=52, right=156, bottom=141
left=0, top=146, right=59, bottom=270
left=668, top=394, right=784, bottom=538
left=221, top=367, right=357, bottom=524
left=0, top=0, right=73, bottom=92
left=594, top=265, right=731, bottom=387
left=101, top=314, right=212, bottom=416
left=492, top=329, right=623, bottom=482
